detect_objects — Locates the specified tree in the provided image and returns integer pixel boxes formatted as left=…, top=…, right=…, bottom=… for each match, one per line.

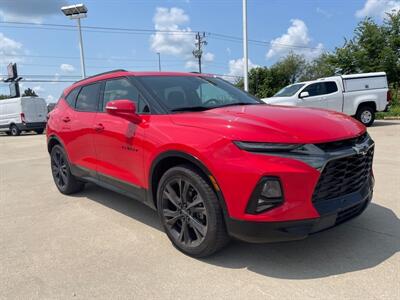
left=237, top=53, right=309, bottom=98
left=0, top=94, right=9, bottom=100
left=22, top=88, right=38, bottom=97
left=300, top=53, right=337, bottom=81
left=272, top=52, right=307, bottom=84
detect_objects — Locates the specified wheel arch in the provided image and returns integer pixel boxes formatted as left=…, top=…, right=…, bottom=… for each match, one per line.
left=357, top=101, right=377, bottom=112
left=47, top=135, right=65, bottom=154
left=149, top=150, right=229, bottom=218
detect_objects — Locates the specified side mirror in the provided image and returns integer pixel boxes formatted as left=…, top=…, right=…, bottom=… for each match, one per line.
left=299, top=91, right=309, bottom=98
left=106, top=99, right=141, bottom=124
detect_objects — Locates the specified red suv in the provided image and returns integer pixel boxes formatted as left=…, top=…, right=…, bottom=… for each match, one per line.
left=47, top=70, right=374, bottom=257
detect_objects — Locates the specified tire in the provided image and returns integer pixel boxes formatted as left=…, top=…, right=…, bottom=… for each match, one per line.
left=5, top=131, right=11, bottom=136
left=50, top=145, right=85, bottom=195
left=35, top=129, right=44, bottom=134
left=10, top=125, right=21, bottom=136
left=356, top=106, right=375, bottom=127
left=157, top=165, right=229, bottom=257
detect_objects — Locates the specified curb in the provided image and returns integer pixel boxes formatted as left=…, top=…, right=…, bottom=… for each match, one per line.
left=383, top=116, right=400, bottom=120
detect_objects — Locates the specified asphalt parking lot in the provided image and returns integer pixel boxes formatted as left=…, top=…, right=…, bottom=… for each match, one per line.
left=0, top=120, right=399, bottom=299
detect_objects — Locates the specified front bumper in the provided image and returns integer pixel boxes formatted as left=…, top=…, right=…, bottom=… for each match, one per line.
left=226, top=180, right=373, bottom=243
left=383, top=104, right=391, bottom=112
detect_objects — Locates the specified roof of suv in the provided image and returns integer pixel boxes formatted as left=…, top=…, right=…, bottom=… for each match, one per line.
left=64, top=70, right=214, bottom=95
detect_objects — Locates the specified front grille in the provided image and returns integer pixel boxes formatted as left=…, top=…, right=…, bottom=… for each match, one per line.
left=312, top=147, right=374, bottom=203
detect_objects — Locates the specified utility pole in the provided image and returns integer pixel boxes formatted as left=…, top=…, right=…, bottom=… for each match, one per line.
left=192, top=32, right=207, bottom=73
left=242, top=0, right=249, bottom=91
left=157, top=52, right=161, bottom=71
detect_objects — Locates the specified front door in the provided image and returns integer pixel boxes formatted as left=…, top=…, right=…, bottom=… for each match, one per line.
left=299, top=82, right=327, bottom=109
left=93, top=77, right=149, bottom=198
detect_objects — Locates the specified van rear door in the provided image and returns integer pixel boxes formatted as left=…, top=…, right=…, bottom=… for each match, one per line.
left=21, top=98, right=47, bottom=123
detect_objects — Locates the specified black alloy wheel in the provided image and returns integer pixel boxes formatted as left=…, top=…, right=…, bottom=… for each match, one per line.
left=50, top=145, right=85, bottom=194
left=157, top=165, right=229, bottom=257
left=161, top=177, right=208, bottom=247
left=51, top=147, right=69, bottom=190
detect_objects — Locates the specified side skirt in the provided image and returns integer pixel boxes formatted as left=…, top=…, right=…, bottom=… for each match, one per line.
left=70, top=164, right=155, bottom=210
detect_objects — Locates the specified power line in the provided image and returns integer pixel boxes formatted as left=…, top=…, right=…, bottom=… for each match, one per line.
left=0, top=21, right=324, bottom=50
left=0, top=53, right=183, bottom=62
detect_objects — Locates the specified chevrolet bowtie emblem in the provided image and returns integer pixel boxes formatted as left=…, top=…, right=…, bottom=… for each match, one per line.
left=353, top=144, right=368, bottom=156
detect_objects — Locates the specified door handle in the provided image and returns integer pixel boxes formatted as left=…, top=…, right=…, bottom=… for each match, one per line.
left=62, top=116, right=71, bottom=123
left=94, top=123, right=104, bottom=132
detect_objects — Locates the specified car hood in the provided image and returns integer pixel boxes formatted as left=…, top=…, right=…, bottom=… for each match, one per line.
left=261, top=96, right=295, bottom=105
left=170, top=104, right=365, bottom=144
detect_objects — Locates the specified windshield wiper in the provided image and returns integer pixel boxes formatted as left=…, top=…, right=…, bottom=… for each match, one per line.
left=171, top=106, right=211, bottom=112
left=213, top=102, right=260, bottom=108
left=171, top=102, right=260, bottom=112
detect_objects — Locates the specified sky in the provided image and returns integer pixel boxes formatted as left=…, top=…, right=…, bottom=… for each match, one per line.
left=0, top=0, right=399, bottom=102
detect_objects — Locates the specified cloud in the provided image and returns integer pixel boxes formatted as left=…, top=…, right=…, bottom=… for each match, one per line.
left=356, top=0, right=400, bottom=19
left=185, top=51, right=215, bottom=70
left=0, top=32, right=23, bottom=64
left=60, top=64, right=75, bottom=73
left=316, top=7, right=332, bottom=18
left=150, top=7, right=193, bottom=56
left=150, top=7, right=214, bottom=69
left=0, top=0, right=68, bottom=23
left=266, top=19, right=323, bottom=60
left=223, top=58, right=259, bottom=82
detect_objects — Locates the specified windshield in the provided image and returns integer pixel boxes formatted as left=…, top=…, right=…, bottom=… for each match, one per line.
left=136, top=76, right=261, bottom=112
left=274, top=83, right=305, bottom=97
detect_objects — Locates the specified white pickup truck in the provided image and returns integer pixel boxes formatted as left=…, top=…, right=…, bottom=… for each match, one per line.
left=262, top=72, right=391, bottom=126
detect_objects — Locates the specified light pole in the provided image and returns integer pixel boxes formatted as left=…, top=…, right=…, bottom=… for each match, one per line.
left=157, top=52, right=161, bottom=71
left=242, top=0, right=249, bottom=91
left=61, top=4, right=88, bottom=79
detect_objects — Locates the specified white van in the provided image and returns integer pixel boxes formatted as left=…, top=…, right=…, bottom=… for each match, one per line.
left=0, top=97, right=47, bottom=136
left=262, top=72, right=391, bottom=126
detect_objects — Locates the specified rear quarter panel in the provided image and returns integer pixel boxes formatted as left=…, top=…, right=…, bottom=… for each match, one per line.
left=343, top=89, right=388, bottom=115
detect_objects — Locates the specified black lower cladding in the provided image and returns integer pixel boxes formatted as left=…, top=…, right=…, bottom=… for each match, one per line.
left=226, top=180, right=373, bottom=243
left=16, top=122, right=47, bottom=130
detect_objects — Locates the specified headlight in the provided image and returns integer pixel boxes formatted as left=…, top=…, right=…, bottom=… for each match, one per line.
left=233, top=141, right=303, bottom=152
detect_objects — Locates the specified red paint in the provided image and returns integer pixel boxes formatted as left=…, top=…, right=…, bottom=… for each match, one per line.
left=47, top=71, right=365, bottom=222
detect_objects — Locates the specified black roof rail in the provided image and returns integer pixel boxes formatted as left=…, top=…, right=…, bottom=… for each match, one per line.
left=74, top=69, right=127, bottom=84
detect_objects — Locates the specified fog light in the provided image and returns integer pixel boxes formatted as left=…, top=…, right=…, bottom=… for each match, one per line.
left=246, top=177, right=284, bottom=214
left=261, top=180, right=282, bottom=198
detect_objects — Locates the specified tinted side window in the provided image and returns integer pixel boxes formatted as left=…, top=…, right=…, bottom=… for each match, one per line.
left=65, top=87, right=80, bottom=108
left=76, top=83, right=100, bottom=112
left=303, top=83, right=326, bottom=97
left=324, top=82, right=338, bottom=94
left=103, top=78, right=149, bottom=113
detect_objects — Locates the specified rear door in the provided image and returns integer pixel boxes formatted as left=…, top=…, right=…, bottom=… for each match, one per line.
left=298, top=83, right=327, bottom=109
left=64, top=83, right=101, bottom=174
left=21, top=98, right=47, bottom=123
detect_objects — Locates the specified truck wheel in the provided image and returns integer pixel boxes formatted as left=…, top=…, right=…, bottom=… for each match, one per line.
left=5, top=131, right=11, bottom=136
left=157, top=165, right=230, bottom=257
left=35, top=129, right=44, bottom=134
left=356, top=106, right=375, bottom=127
left=10, top=125, right=21, bottom=136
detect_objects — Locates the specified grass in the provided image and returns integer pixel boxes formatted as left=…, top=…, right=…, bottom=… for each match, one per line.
left=376, top=102, right=400, bottom=119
